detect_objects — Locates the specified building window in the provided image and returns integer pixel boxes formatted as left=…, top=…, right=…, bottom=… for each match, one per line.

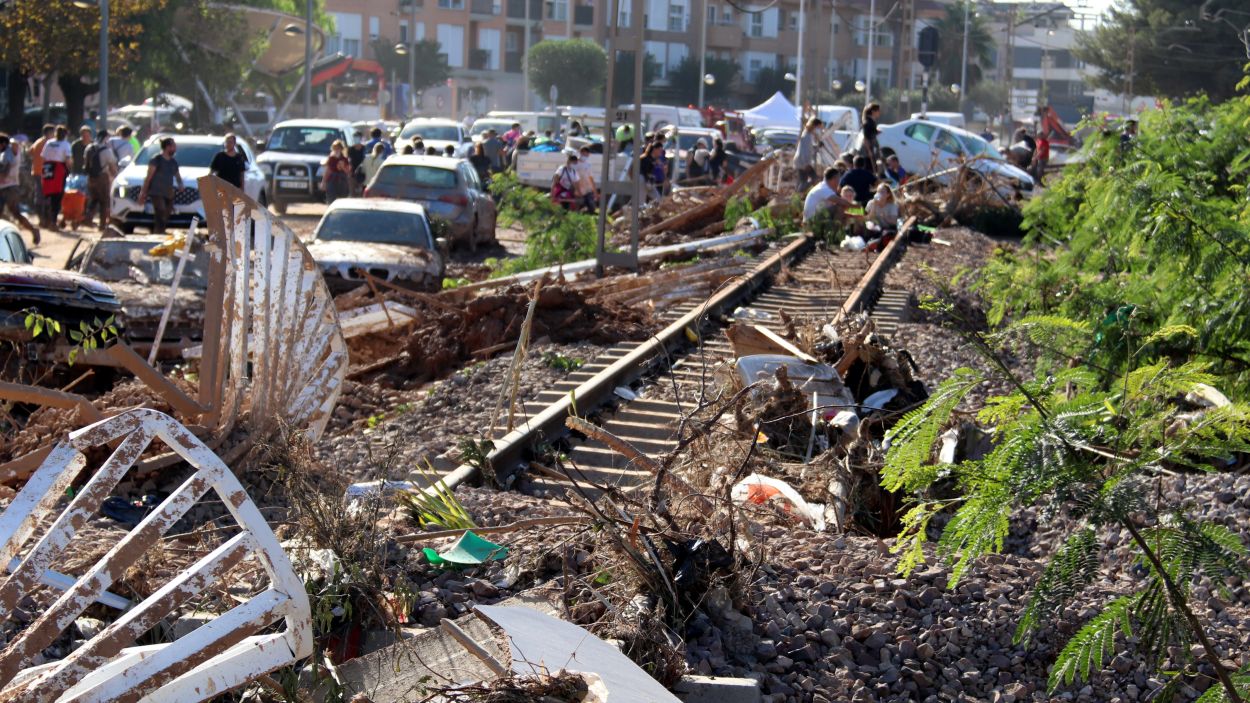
left=506, top=32, right=518, bottom=50
left=788, top=10, right=797, bottom=30
left=722, top=7, right=732, bottom=23
left=750, top=13, right=763, bottom=38
left=438, top=0, right=465, bottom=8
left=748, top=58, right=763, bottom=81
left=707, top=3, right=716, bottom=24
left=668, top=4, right=686, bottom=32
left=619, top=7, right=630, bottom=26
left=546, top=0, right=567, bottom=21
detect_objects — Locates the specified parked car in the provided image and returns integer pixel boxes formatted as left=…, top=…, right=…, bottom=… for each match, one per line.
left=363, top=155, right=497, bottom=251
left=111, top=135, right=268, bottom=233
left=753, top=127, right=800, bottom=154
left=398, top=118, right=472, bottom=158
left=483, top=111, right=562, bottom=137
left=909, top=111, right=967, bottom=130
left=0, top=220, right=32, bottom=264
left=352, top=120, right=401, bottom=141
left=0, top=262, right=121, bottom=346
left=256, top=119, right=358, bottom=214
left=306, top=199, right=446, bottom=293
left=857, top=119, right=1034, bottom=195
left=65, top=233, right=210, bottom=357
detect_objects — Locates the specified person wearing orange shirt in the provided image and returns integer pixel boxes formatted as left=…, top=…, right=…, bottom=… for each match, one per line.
left=29, top=124, right=54, bottom=227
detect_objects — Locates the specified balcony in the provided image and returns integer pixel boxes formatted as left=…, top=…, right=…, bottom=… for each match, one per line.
left=573, top=4, right=594, bottom=25
left=505, top=51, right=523, bottom=72
left=471, top=0, right=498, bottom=14
left=506, top=0, right=542, bottom=19
left=469, top=48, right=492, bottom=70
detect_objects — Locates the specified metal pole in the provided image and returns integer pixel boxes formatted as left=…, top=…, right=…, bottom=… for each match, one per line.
left=698, top=0, right=708, bottom=108
left=523, top=0, right=532, bottom=111
left=959, top=0, right=968, bottom=110
left=410, top=0, right=418, bottom=117
left=596, top=0, right=618, bottom=277
left=865, top=0, right=875, bottom=105
left=99, top=0, right=109, bottom=128
left=1001, top=12, right=1013, bottom=143
left=303, top=0, right=312, bottom=118
left=795, top=0, right=805, bottom=111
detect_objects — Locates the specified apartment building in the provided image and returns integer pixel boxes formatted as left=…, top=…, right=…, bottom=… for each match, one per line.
left=322, top=0, right=600, bottom=115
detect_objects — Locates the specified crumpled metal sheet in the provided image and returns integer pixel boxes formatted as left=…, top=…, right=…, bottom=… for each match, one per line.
left=0, top=409, right=312, bottom=703
left=198, top=176, right=348, bottom=442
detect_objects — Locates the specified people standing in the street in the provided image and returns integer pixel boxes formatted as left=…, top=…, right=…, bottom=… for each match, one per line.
left=1031, top=133, right=1050, bottom=186
left=709, top=137, right=726, bottom=184
left=860, top=103, right=882, bottom=172
left=137, top=137, right=183, bottom=234
left=482, top=129, right=504, bottom=173
left=567, top=120, right=583, bottom=139
left=322, top=140, right=352, bottom=204
left=109, top=126, right=137, bottom=165
left=29, top=124, right=54, bottom=227
left=502, top=122, right=522, bottom=149
left=687, top=139, right=711, bottom=182
left=348, top=133, right=367, bottom=195
left=639, top=142, right=667, bottom=202
left=83, top=129, right=118, bottom=232
left=838, top=155, right=878, bottom=205
left=0, top=133, right=40, bottom=243
left=40, top=126, right=72, bottom=230
left=362, top=142, right=388, bottom=187
left=574, top=145, right=597, bottom=213
left=71, top=126, right=93, bottom=175
left=793, top=118, right=823, bottom=190
left=209, top=133, right=249, bottom=190
left=364, top=127, right=393, bottom=159
left=468, top=142, right=492, bottom=186
left=615, top=124, right=634, bottom=155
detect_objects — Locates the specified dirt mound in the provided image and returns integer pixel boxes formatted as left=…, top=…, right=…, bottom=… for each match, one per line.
left=362, top=285, right=656, bottom=387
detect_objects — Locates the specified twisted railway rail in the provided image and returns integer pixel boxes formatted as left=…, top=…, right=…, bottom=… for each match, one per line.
left=430, top=223, right=916, bottom=498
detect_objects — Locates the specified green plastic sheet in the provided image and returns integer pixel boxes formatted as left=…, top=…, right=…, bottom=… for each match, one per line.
left=422, top=530, right=509, bottom=566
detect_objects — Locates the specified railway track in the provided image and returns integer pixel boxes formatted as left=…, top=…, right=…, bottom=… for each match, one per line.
left=429, top=227, right=914, bottom=497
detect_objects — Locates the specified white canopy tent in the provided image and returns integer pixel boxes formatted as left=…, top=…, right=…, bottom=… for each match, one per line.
left=739, top=91, right=800, bottom=130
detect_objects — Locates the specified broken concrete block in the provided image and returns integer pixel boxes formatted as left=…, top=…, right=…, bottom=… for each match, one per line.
left=674, top=675, right=764, bottom=703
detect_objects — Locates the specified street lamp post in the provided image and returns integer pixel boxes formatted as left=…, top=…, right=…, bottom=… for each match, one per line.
left=698, top=0, right=709, bottom=108
left=864, top=0, right=875, bottom=105
left=304, top=0, right=312, bottom=118
left=409, top=0, right=417, bottom=116
left=959, top=0, right=969, bottom=116
left=795, top=0, right=805, bottom=112
left=72, top=0, right=109, bottom=128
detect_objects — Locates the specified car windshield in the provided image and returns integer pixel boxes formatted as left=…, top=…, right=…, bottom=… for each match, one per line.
left=82, top=240, right=211, bottom=288
left=958, top=133, right=1003, bottom=160
left=133, top=142, right=221, bottom=168
left=374, top=164, right=458, bottom=188
left=267, top=126, right=343, bottom=155
left=400, top=124, right=461, bottom=141
left=471, top=121, right=510, bottom=137
left=315, top=209, right=433, bottom=248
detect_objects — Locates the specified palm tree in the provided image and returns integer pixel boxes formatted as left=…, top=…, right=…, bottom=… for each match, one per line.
left=931, top=1, right=995, bottom=90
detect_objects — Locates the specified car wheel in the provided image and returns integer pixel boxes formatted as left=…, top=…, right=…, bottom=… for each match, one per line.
left=272, top=198, right=287, bottom=215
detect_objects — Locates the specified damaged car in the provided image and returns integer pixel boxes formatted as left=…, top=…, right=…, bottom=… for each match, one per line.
left=306, top=198, right=446, bottom=294
left=0, top=263, right=121, bottom=353
left=65, top=233, right=210, bottom=358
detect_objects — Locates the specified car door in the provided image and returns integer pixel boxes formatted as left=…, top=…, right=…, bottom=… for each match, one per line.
left=461, top=163, right=496, bottom=235
left=897, top=122, right=937, bottom=174
left=932, top=128, right=966, bottom=171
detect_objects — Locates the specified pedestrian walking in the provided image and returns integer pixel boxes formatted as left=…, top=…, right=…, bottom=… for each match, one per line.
left=364, top=127, right=393, bottom=159
left=71, top=126, right=93, bottom=175
left=468, top=142, right=491, bottom=186
left=348, top=134, right=366, bottom=195
left=137, top=137, right=183, bottom=234
left=1031, top=133, right=1049, bottom=186
left=0, top=133, right=40, bottom=243
left=209, top=133, right=248, bottom=190
left=83, top=129, right=118, bottom=232
left=361, top=142, right=387, bottom=186
left=29, top=124, right=54, bottom=227
left=322, top=140, right=351, bottom=203
left=108, top=126, right=136, bottom=165
left=40, top=126, right=72, bottom=230
left=481, top=129, right=504, bottom=173
left=793, top=118, right=823, bottom=190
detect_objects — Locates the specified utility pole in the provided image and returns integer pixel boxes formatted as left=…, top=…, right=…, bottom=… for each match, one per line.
left=698, top=0, right=708, bottom=108
left=523, top=0, right=532, bottom=110
left=959, top=0, right=969, bottom=114
left=99, top=0, right=109, bottom=128
left=865, top=0, right=875, bottom=105
left=1002, top=11, right=1013, bottom=143
left=304, top=0, right=312, bottom=118
left=795, top=0, right=806, bottom=112
left=409, top=0, right=418, bottom=117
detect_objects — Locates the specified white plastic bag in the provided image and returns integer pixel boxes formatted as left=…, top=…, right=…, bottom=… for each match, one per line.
left=731, top=473, right=827, bottom=531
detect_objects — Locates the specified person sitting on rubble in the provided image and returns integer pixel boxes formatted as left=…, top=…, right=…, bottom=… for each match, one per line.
left=639, top=142, right=667, bottom=202
left=551, top=153, right=580, bottom=209
left=884, top=154, right=907, bottom=186
left=865, top=182, right=900, bottom=235
left=802, top=166, right=853, bottom=224
left=838, top=155, right=877, bottom=205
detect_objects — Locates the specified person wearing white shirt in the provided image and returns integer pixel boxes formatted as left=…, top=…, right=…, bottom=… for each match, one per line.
left=803, top=167, right=845, bottom=223
left=865, top=182, right=900, bottom=232
left=40, top=126, right=72, bottom=230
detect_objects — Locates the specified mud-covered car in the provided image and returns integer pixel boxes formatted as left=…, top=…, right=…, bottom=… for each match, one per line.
left=65, top=234, right=209, bottom=358
left=0, top=262, right=121, bottom=346
left=306, top=198, right=446, bottom=294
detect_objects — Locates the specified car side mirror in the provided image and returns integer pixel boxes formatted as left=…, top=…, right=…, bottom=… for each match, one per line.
left=435, top=237, right=450, bottom=256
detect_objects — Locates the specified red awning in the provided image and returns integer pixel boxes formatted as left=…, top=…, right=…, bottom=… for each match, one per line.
left=312, top=57, right=385, bottom=88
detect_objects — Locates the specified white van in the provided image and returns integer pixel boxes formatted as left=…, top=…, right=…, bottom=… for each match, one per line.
left=618, top=104, right=704, bottom=133
left=909, top=111, right=967, bottom=130
left=485, top=111, right=562, bottom=136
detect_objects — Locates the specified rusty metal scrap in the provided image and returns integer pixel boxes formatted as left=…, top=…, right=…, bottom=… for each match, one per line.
left=0, top=408, right=311, bottom=703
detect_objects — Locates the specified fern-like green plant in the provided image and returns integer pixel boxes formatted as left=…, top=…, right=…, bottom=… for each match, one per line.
left=884, top=308, right=1250, bottom=701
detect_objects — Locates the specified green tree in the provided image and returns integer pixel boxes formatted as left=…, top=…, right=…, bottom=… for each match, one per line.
left=527, top=39, right=607, bottom=106
left=749, top=65, right=795, bottom=105
left=371, top=39, right=451, bottom=95
left=1075, top=0, right=1248, bottom=102
left=665, top=55, right=740, bottom=105
left=611, top=51, right=660, bottom=104
left=931, top=0, right=994, bottom=89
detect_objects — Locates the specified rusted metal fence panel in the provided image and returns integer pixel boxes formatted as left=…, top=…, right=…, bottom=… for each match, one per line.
left=0, top=409, right=311, bottom=702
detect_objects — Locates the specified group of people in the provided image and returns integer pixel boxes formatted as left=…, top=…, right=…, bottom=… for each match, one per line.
left=0, top=123, right=143, bottom=241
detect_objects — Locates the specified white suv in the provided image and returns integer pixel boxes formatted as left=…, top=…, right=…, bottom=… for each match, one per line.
left=256, top=119, right=358, bottom=214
